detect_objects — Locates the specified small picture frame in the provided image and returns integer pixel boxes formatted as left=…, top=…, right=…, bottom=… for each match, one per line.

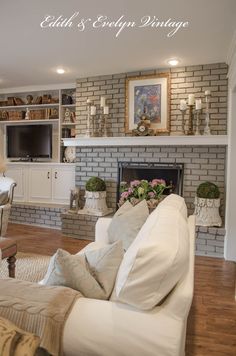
left=125, top=73, right=170, bottom=134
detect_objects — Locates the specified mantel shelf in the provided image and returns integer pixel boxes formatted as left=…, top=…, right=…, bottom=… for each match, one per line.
left=62, top=135, right=228, bottom=147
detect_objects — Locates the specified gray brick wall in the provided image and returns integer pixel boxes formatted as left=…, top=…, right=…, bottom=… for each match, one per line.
left=74, top=145, right=226, bottom=257
left=76, top=63, right=228, bottom=136
left=10, top=203, right=66, bottom=229
left=196, top=226, right=225, bottom=257
left=61, top=212, right=100, bottom=240
left=75, top=145, right=226, bottom=215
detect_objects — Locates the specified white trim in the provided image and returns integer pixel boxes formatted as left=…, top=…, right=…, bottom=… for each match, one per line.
left=0, top=82, right=76, bottom=94
left=225, top=40, right=236, bottom=262
left=227, top=29, right=236, bottom=66
left=62, top=135, right=228, bottom=147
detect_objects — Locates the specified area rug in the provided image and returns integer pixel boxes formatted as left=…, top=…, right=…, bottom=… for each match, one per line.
left=0, top=252, right=51, bottom=282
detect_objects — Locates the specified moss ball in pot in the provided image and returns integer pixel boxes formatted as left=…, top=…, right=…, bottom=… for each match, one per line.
left=194, top=181, right=222, bottom=227
left=197, top=182, right=220, bottom=199
left=86, top=177, right=106, bottom=192
left=82, top=177, right=112, bottom=216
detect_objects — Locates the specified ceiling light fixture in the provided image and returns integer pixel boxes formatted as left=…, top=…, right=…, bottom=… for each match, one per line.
left=167, top=59, right=179, bottom=66
left=56, top=68, right=65, bottom=74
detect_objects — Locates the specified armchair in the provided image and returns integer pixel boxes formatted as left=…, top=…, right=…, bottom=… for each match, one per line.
left=0, top=176, right=16, bottom=236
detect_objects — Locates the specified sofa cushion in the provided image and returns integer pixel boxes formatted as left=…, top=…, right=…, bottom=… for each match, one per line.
left=160, top=193, right=188, bottom=220
left=108, top=200, right=149, bottom=251
left=113, top=194, right=189, bottom=310
left=43, top=241, right=123, bottom=300
left=0, top=190, right=8, bottom=205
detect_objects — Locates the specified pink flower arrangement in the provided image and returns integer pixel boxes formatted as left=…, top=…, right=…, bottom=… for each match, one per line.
left=130, top=180, right=141, bottom=187
left=150, top=179, right=166, bottom=187
left=119, top=179, right=172, bottom=206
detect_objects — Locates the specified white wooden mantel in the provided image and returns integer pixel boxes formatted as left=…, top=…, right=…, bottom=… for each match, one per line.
left=63, top=135, right=228, bottom=147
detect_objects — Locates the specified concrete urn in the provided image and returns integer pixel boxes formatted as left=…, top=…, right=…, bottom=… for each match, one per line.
left=78, top=191, right=113, bottom=216
left=194, top=196, right=222, bottom=227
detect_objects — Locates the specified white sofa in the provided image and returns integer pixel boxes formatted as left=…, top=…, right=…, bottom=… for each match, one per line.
left=63, top=206, right=195, bottom=356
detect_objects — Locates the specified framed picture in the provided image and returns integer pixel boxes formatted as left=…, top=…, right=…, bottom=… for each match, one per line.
left=125, top=73, right=170, bottom=134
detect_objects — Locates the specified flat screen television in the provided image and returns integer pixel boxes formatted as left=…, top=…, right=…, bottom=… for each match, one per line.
left=7, top=124, right=52, bottom=160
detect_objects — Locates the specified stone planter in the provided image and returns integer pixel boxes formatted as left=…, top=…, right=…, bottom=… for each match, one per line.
left=78, top=191, right=113, bottom=217
left=194, top=196, right=222, bottom=227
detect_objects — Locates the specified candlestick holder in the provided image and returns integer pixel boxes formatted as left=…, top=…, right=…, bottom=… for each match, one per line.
left=187, top=104, right=194, bottom=135
left=179, top=109, right=187, bottom=135
left=195, top=109, right=201, bottom=135
left=204, top=93, right=211, bottom=135
left=103, top=114, right=109, bottom=137
left=98, top=107, right=104, bottom=137
left=85, top=101, right=92, bottom=137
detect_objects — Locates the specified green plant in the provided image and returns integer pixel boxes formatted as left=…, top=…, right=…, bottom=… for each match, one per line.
left=119, top=179, right=172, bottom=206
left=197, top=181, right=220, bottom=199
left=86, top=177, right=106, bottom=192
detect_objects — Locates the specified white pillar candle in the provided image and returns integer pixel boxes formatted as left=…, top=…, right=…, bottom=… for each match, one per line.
left=205, top=90, right=211, bottom=96
left=100, top=96, right=106, bottom=107
left=104, top=106, right=109, bottom=115
left=180, top=99, right=187, bottom=111
left=90, top=105, right=96, bottom=115
left=195, top=99, right=202, bottom=110
left=188, top=94, right=195, bottom=106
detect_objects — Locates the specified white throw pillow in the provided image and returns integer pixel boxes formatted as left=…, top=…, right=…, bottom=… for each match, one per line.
left=108, top=200, right=149, bottom=251
left=113, top=195, right=189, bottom=310
left=43, top=241, right=123, bottom=300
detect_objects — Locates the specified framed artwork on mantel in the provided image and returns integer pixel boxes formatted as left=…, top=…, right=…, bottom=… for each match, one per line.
left=125, top=73, right=170, bottom=134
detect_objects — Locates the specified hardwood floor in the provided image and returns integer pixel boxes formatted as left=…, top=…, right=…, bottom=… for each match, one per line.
left=6, top=223, right=236, bottom=356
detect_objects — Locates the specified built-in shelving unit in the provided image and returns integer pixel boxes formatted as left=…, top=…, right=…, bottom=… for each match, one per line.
left=0, top=84, right=76, bottom=163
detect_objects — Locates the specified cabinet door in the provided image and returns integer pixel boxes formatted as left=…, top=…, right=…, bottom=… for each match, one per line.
left=52, top=166, right=75, bottom=204
left=6, top=166, right=25, bottom=201
left=28, top=167, right=52, bottom=202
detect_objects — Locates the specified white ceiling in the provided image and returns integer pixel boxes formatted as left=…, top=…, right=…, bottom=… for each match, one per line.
left=0, top=0, right=236, bottom=89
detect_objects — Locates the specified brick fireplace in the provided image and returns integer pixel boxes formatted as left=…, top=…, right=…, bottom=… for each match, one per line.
left=61, top=143, right=227, bottom=258
left=62, top=62, right=228, bottom=258
left=117, top=161, right=184, bottom=201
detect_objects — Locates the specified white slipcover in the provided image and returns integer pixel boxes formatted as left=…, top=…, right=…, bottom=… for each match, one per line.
left=63, top=212, right=195, bottom=356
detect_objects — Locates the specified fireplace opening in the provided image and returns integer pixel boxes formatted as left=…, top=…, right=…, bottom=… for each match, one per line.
left=117, top=162, right=184, bottom=206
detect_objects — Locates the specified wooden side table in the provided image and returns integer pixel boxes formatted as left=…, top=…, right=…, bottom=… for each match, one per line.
left=0, top=237, right=17, bottom=278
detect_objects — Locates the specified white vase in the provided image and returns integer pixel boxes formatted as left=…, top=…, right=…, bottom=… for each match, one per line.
left=78, top=191, right=113, bottom=216
left=194, top=196, right=222, bottom=227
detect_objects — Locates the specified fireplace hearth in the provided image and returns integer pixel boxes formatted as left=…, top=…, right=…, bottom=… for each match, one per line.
left=117, top=162, right=184, bottom=204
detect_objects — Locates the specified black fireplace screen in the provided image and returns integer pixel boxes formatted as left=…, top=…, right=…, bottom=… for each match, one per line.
left=117, top=162, right=184, bottom=205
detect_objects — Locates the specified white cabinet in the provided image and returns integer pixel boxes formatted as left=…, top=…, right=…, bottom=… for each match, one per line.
left=52, top=167, right=75, bottom=203
left=6, top=165, right=26, bottom=201
left=6, top=163, right=75, bottom=205
left=29, top=167, right=52, bottom=202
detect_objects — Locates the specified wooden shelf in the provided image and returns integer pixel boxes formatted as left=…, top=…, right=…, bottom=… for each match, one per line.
left=0, top=103, right=59, bottom=110
left=62, top=135, right=228, bottom=147
left=0, top=119, right=59, bottom=124
left=61, top=104, right=76, bottom=108
left=61, top=122, right=76, bottom=126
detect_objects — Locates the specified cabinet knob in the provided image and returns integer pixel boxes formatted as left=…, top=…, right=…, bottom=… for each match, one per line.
left=55, top=171, right=58, bottom=179
left=47, top=172, right=50, bottom=179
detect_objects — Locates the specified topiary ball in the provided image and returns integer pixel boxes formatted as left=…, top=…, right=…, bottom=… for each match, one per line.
left=86, top=177, right=106, bottom=192
left=197, top=181, right=220, bottom=199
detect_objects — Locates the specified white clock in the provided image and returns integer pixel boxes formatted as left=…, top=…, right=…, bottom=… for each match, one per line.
left=64, top=146, right=76, bottom=163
